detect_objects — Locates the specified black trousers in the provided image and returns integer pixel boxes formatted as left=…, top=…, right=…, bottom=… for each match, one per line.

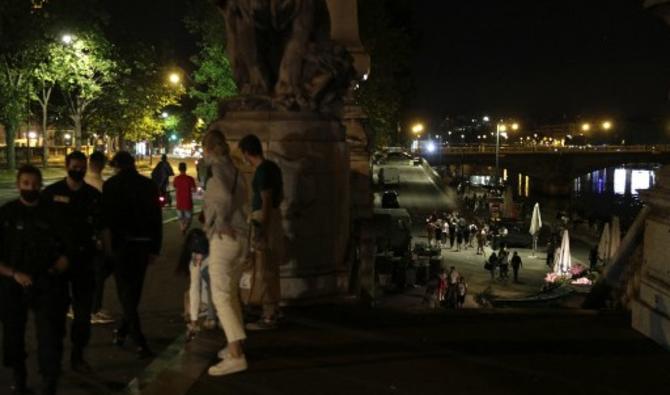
left=1, top=275, right=69, bottom=383
left=113, top=242, right=150, bottom=347
left=92, top=253, right=114, bottom=314
left=67, top=255, right=96, bottom=357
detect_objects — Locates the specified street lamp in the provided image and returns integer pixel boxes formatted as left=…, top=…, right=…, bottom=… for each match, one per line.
left=61, top=34, right=74, bottom=44
left=411, top=123, right=424, bottom=135
left=161, top=111, right=169, bottom=119
left=602, top=121, right=612, bottom=130
left=168, top=72, right=181, bottom=85
left=494, top=122, right=519, bottom=182
left=581, top=123, right=591, bottom=132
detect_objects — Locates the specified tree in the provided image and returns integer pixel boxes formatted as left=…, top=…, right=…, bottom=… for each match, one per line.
left=53, top=32, right=117, bottom=150
left=189, top=44, right=237, bottom=124
left=31, top=40, right=61, bottom=167
left=88, top=47, right=182, bottom=150
left=356, top=0, right=414, bottom=148
left=0, top=0, right=41, bottom=169
left=185, top=0, right=237, bottom=125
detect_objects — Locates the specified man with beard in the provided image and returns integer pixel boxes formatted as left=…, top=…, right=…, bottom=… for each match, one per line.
left=42, top=151, right=102, bottom=373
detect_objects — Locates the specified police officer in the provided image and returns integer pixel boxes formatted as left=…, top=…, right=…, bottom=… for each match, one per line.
left=102, top=151, right=162, bottom=358
left=0, top=165, right=69, bottom=395
left=42, top=151, right=102, bottom=374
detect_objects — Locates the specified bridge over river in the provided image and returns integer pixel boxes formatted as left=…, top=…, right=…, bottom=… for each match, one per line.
left=425, top=145, right=670, bottom=194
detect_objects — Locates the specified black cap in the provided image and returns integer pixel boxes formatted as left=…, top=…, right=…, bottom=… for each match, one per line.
left=110, top=151, right=135, bottom=169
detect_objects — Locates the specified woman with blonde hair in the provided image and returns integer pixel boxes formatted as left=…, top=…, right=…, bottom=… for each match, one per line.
left=201, top=128, right=250, bottom=375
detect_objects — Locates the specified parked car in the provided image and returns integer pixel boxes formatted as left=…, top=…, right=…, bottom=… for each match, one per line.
left=381, top=190, right=400, bottom=208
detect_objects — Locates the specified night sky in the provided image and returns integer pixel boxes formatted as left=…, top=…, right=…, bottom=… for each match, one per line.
left=409, top=0, right=670, bottom=126
left=102, top=0, right=670, bottom=128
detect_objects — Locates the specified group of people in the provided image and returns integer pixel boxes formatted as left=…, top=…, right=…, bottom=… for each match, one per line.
left=0, top=150, right=162, bottom=395
left=174, top=131, right=285, bottom=377
left=0, top=131, right=285, bottom=394
left=485, top=249, right=523, bottom=282
left=434, top=266, right=468, bottom=308
left=426, top=212, right=483, bottom=253
left=426, top=211, right=511, bottom=257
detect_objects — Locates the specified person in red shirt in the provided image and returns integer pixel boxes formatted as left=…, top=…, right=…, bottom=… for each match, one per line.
left=173, top=162, right=197, bottom=234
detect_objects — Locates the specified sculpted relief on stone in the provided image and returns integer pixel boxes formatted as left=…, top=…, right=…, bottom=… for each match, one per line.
left=217, top=0, right=354, bottom=112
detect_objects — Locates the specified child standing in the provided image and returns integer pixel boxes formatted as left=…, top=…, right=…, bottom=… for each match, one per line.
left=176, top=229, right=217, bottom=341
left=173, top=162, right=197, bottom=234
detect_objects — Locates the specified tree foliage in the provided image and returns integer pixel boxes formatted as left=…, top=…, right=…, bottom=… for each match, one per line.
left=185, top=0, right=237, bottom=126
left=0, top=0, right=43, bottom=169
left=356, top=0, right=414, bottom=148
left=89, top=47, right=182, bottom=144
left=52, top=31, right=117, bottom=149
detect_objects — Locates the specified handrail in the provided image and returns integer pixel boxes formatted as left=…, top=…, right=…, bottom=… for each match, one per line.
left=438, top=144, right=670, bottom=155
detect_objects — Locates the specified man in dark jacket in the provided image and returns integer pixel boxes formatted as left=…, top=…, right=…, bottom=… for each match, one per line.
left=151, top=154, right=174, bottom=206
left=0, top=165, right=69, bottom=395
left=42, top=151, right=102, bottom=373
left=103, top=151, right=162, bottom=359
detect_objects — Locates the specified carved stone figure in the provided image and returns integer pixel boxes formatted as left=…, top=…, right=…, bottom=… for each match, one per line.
left=217, top=0, right=353, bottom=112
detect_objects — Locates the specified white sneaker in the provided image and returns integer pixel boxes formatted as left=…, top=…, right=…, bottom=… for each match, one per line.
left=208, top=356, right=247, bottom=376
left=217, top=346, right=230, bottom=359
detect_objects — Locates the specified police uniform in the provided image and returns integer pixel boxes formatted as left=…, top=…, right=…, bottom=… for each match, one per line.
left=0, top=198, right=69, bottom=393
left=42, top=179, right=102, bottom=363
left=102, top=167, right=162, bottom=352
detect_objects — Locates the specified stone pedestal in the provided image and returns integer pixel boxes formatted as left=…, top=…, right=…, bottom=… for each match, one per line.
left=209, top=111, right=350, bottom=300
left=632, top=166, right=670, bottom=350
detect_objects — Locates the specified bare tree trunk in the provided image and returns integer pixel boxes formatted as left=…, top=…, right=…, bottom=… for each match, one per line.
left=42, top=104, right=49, bottom=168
left=5, top=121, right=17, bottom=170
left=73, top=113, right=82, bottom=150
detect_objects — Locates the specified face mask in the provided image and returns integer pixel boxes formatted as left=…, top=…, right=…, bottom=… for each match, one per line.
left=20, top=189, right=40, bottom=203
left=68, top=170, right=86, bottom=182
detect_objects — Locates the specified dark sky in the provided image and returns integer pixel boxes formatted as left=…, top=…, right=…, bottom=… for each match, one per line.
left=409, top=0, right=670, bottom=125
left=101, top=0, right=670, bottom=127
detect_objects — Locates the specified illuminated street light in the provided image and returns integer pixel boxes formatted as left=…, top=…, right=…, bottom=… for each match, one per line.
left=581, top=123, right=591, bottom=132
left=161, top=112, right=169, bottom=119
left=61, top=34, right=73, bottom=44
left=483, top=116, right=490, bottom=122
left=168, top=72, right=181, bottom=85
left=602, top=121, right=612, bottom=130
left=64, top=133, right=72, bottom=140
left=411, top=123, right=424, bottom=134
left=28, top=131, right=38, bottom=139
left=499, top=125, right=507, bottom=132
left=511, top=123, right=519, bottom=131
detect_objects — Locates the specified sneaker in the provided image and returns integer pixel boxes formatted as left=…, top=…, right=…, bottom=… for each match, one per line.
left=217, top=346, right=230, bottom=359
left=208, top=356, right=247, bottom=376
left=245, top=319, right=277, bottom=331
left=91, top=312, right=115, bottom=325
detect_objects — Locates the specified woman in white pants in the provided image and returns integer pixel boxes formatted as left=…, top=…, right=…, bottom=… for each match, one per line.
left=202, top=128, right=250, bottom=376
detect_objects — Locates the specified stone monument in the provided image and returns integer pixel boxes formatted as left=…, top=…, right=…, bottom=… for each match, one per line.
left=210, top=0, right=369, bottom=300
left=628, top=0, right=670, bottom=350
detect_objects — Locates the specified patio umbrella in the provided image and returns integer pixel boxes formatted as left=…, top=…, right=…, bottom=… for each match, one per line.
left=529, top=203, right=542, bottom=256
left=553, top=230, right=572, bottom=275
left=610, top=216, right=621, bottom=260
left=597, top=222, right=611, bottom=264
